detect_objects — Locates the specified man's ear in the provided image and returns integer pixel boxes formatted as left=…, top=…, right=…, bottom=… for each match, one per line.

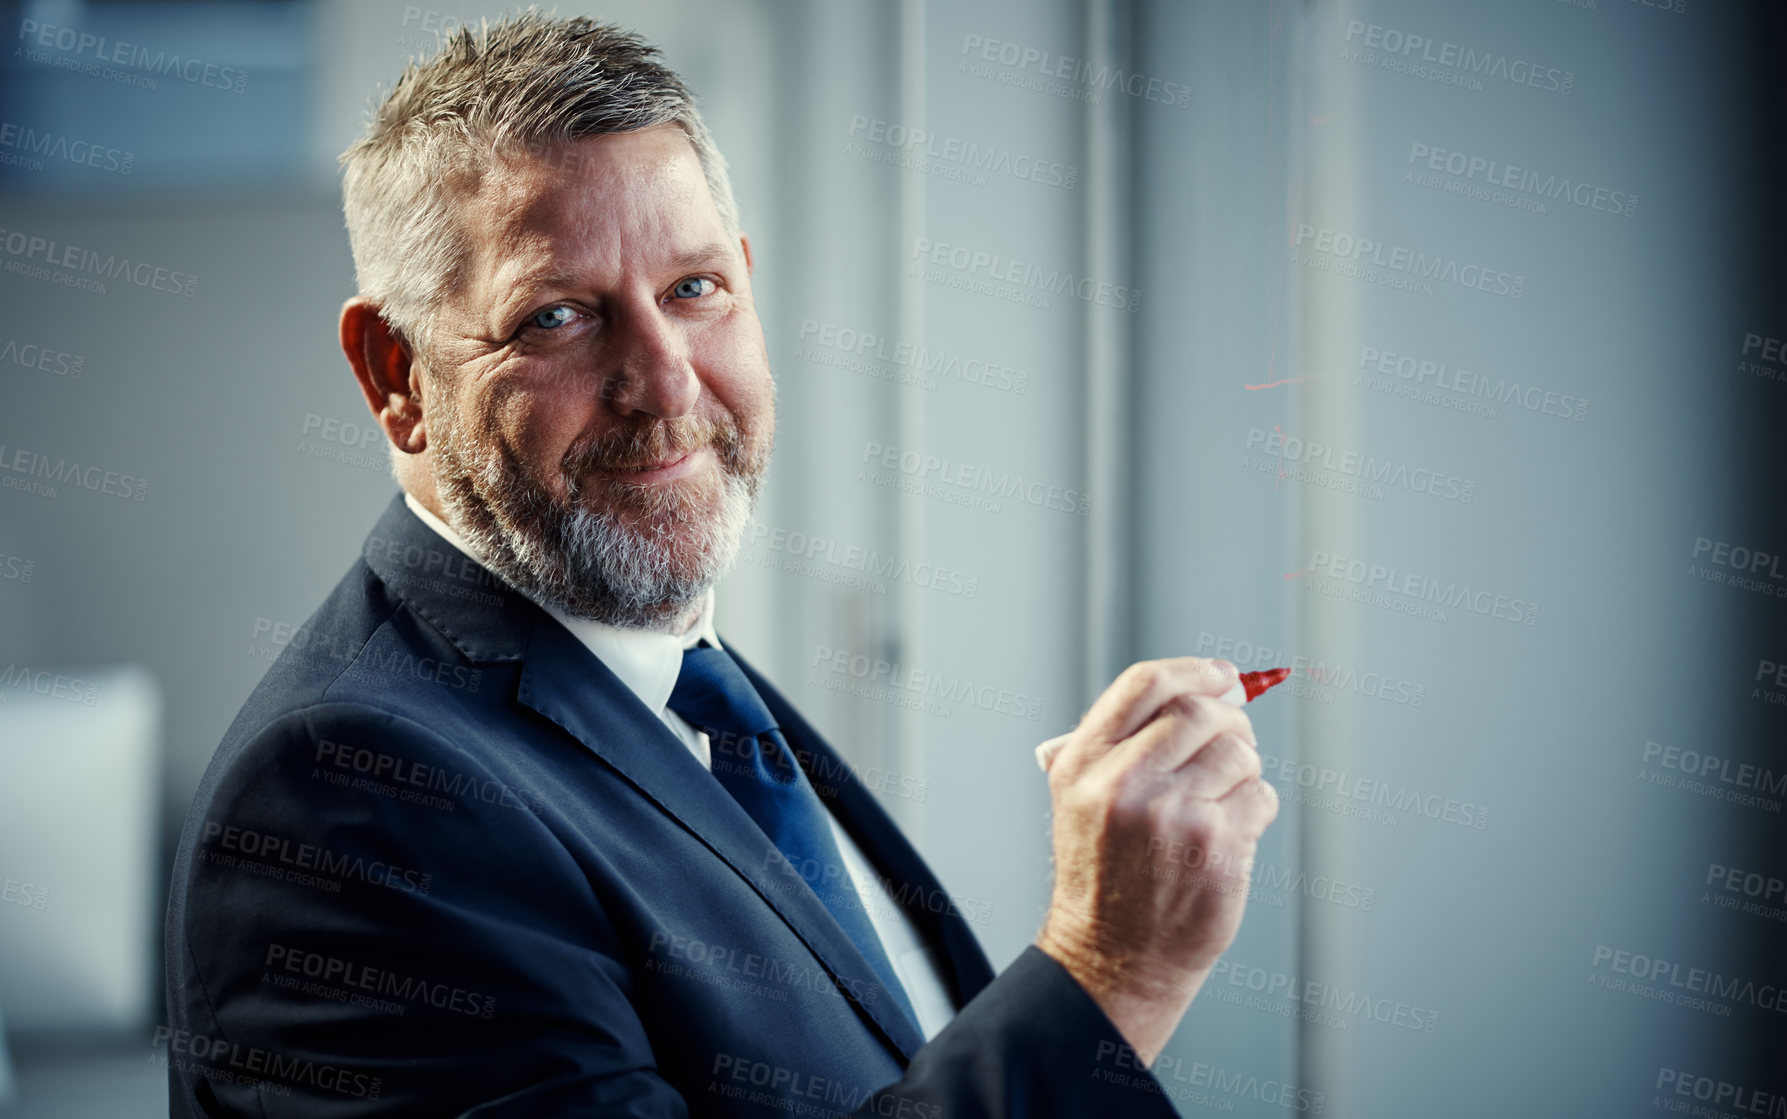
left=739, top=232, right=753, bottom=276
left=340, top=297, right=428, bottom=455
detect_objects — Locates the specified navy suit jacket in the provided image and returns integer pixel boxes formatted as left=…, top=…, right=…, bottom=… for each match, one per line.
left=164, top=496, right=1177, bottom=1117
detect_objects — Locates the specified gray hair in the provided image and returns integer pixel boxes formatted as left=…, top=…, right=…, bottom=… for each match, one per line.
left=339, top=10, right=739, bottom=353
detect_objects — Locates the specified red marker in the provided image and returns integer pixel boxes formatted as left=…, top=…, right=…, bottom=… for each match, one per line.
left=1240, top=666, right=1292, bottom=702
left=1034, top=666, right=1293, bottom=772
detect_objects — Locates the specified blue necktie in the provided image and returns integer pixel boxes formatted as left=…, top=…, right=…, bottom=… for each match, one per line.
left=668, top=643, right=921, bottom=1035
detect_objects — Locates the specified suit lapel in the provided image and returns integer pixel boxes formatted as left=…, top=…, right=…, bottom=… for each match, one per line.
left=727, top=647, right=997, bottom=1010
left=513, top=615, right=927, bottom=1060
left=360, top=494, right=957, bottom=1060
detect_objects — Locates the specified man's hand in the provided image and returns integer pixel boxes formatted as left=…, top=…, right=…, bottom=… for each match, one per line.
left=1034, top=658, right=1281, bottom=1066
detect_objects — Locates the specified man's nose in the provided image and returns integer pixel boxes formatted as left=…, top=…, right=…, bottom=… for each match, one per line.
left=604, top=308, right=699, bottom=418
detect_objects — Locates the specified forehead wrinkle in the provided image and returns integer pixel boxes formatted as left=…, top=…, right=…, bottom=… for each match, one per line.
left=461, top=133, right=725, bottom=312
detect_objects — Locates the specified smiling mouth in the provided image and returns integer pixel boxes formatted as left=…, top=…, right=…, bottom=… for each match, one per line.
left=614, top=452, right=690, bottom=473
left=597, top=446, right=714, bottom=483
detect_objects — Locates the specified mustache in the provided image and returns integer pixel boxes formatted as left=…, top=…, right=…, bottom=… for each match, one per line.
left=561, top=412, right=744, bottom=483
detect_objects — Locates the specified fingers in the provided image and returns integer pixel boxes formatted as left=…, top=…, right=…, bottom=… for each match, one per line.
left=1101, top=692, right=1256, bottom=780
left=1050, top=658, right=1242, bottom=780
left=1168, top=732, right=1262, bottom=799
left=1034, top=732, right=1072, bottom=773
left=1219, top=775, right=1281, bottom=837
left=1085, top=658, right=1243, bottom=745
left=1152, top=777, right=1278, bottom=887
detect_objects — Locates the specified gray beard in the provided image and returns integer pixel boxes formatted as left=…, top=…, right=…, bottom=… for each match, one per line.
left=430, top=410, right=761, bottom=631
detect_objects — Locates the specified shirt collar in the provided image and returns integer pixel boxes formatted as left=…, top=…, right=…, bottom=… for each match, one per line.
left=402, top=492, right=720, bottom=718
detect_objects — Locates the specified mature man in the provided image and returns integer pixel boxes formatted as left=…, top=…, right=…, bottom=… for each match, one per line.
left=165, top=14, right=1277, bottom=1116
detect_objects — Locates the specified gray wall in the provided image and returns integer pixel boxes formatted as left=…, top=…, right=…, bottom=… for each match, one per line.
left=1132, top=0, right=1787, bottom=1111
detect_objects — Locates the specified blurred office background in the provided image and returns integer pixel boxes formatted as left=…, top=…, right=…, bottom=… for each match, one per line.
left=0, top=0, right=1782, bottom=1114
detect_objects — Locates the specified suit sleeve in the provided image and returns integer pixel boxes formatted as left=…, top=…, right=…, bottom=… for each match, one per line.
left=167, top=701, right=1180, bottom=1119
left=842, top=949, right=1181, bottom=1119
left=167, top=701, right=691, bottom=1118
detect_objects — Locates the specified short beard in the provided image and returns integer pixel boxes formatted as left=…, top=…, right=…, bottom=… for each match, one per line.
left=430, top=403, right=766, bottom=631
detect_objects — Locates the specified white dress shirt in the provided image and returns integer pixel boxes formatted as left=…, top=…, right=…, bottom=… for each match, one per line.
left=402, top=494, right=957, bottom=1039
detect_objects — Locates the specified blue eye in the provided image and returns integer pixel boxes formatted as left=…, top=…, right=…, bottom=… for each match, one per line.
left=673, top=277, right=716, bottom=299
left=531, top=306, right=576, bottom=330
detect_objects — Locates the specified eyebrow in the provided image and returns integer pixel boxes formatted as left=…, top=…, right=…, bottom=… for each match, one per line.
left=502, top=239, right=739, bottom=306
left=664, top=239, right=739, bottom=272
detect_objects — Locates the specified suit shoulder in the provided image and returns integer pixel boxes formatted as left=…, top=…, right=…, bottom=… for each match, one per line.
left=202, top=698, right=508, bottom=805
left=219, top=559, right=506, bottom=766
left=223, top=560, right=404, bottom=738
